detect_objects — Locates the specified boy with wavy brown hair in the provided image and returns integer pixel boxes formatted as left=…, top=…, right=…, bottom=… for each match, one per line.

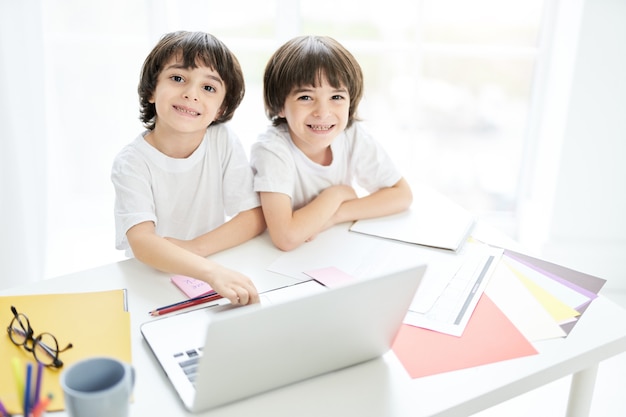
left=112, top=31, right=264, bottom=305
left=252, top=35, right=412, bottom=251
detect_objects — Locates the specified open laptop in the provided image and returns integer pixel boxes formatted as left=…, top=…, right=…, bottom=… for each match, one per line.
left=140, top=264, right=426, bottom=412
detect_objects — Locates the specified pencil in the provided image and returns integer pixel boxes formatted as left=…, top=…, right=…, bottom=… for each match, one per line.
left=149, top=291, right=222, bottom=316
left=33, top=361, right=43, bottom=408
left=0, top=398, right=9, bottom=417
left=32, top=393, right=53, bottom=417
left=155, top=290, right=219, bottom=310
left=24, top=362, right=32, bottom=417
left=10, top=357, right=24, bottom=408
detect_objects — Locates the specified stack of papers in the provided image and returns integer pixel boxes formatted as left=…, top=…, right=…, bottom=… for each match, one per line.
left=499, top=249, right=605, bottom=336
left=404, top=241, right=503, bottom=337
left=265, top=226, right=502, bottom=338
left=392, top=250, right=607, bottom=378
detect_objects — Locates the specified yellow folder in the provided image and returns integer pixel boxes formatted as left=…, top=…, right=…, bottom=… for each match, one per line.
left=0, top=289, right=131, bottom=413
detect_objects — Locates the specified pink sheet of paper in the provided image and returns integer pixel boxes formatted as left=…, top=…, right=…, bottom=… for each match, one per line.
left=171, top=275, right=213, bottom=298
left=304, top=266, right=355, bottom=287
left=392, top=294, right=537, bottom=378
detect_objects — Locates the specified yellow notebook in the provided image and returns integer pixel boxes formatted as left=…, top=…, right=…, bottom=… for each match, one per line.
left=0, top=289, right=131, bottom=414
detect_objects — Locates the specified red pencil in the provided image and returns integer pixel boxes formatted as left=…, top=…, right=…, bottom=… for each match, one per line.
left=149, top=292, right=223, bottom=316
left=32, top=393, right=53, bottom=417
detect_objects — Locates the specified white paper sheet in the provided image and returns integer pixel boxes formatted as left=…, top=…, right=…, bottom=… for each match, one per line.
left=349, top=192, right=474, bottom=251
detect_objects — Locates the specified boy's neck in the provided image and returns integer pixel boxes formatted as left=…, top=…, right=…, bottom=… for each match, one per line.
left=293, top=141, right=333, bottom=166
left=145, top=126, right=205, bottom=159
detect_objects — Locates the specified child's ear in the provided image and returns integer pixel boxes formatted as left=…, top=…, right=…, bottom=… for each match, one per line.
left=278, top=109, right=285, bottom=118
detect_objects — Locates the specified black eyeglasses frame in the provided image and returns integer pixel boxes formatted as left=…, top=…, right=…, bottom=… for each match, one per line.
left=7, top=306, right=73, bottom=368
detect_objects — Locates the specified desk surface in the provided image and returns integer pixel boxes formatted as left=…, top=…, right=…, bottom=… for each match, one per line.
left=2, top=225, right=626, bottom=417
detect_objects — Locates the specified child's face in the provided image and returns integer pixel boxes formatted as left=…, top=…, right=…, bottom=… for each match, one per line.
left=279, top=75, right=350, bottom=159
left=149, top=56, right=226, bottom=136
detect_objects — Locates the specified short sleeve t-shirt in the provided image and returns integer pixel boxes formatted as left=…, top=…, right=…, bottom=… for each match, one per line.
left=250, top=122, right=401, bottom=210
left=111, top=124, right=260, bottom=255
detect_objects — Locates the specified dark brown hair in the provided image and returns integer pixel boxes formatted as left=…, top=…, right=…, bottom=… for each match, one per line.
left=263, top=35, right=363, bottom=128
left=138, top=31, right=245, bottom=129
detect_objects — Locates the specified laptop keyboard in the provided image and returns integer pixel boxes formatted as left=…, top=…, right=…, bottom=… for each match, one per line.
left=175, top=347, right=203, bottom=385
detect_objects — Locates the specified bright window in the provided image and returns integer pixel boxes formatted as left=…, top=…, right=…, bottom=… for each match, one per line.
left=41, top=0, right=546, bottom=277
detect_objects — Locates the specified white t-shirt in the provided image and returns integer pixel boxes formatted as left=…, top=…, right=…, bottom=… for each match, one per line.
left=111, top=124, right=260, bottom=255
left=250, top=122, right=401, bottom=210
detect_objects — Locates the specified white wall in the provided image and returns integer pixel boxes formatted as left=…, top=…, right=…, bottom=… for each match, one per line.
left=0, top=1, right=46, bottom=289
left=526, top=0, right=626, bottom=289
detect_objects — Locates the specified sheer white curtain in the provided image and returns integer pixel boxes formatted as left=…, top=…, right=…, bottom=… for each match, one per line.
left=0, top=1, right=554, bottom=286
left=0, top=0, right=47, bottom=289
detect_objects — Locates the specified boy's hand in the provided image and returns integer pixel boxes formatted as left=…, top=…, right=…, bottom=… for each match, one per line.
left=318, top=185, right=358, bottom=228
left=207, top=264, right=260, bottom=305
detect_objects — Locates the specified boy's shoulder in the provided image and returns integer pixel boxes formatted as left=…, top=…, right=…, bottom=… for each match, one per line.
left=342, top=121, right=379, bottom=147
left=206, top=121, right=232, bottom=136
left=250, top=125, right=294, bottom=163
left=255, top=124, right=290, bottom=146
left=111, top=132, right=155, bottom=176
left=205, top=122, right=248, bottom=150
left=342, top=121, right=368, bottom=138
left=114, top=132, right=148, bottom=160
left=259, top=123, right=289, bottom=138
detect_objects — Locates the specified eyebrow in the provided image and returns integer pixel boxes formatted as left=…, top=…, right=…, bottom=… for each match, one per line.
left=291, top=85, right=348, bottom=94
left=164, top=63, right=224, bottom=86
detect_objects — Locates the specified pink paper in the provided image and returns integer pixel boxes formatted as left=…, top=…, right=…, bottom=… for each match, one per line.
left=304, top=266, right=355, bottom=288
left=171, top=275, right=213, bottom=298
left=392, top=294, right=537, bottom=378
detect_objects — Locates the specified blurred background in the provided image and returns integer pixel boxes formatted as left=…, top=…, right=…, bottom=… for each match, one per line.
left=1, top=0, right=624, bottom=294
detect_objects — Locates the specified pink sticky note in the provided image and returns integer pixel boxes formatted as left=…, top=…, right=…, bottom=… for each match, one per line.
left=171, top=275, right=213, bottom=298
left=304, top=266, right=355, bottom=288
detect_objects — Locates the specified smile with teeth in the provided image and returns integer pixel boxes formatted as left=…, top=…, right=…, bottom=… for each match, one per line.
left=308, top=124, right=333, bottom=131
left=174, top=105, right=199, bottom=116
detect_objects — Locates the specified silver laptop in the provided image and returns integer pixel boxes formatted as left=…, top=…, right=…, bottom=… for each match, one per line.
left=140, top=265, right=426, bottom=412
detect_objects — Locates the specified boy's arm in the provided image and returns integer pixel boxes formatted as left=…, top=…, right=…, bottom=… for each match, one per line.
left=261, top=185, right=358, bottom=251
left=126, top=221, right=259, bottom=305
left=165, top=207, right=266, bottom=257
left=328, top=177, right=413, bottom=226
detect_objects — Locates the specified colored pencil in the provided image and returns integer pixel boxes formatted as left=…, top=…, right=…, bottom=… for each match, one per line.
left=0, top=398, right=9, bottom=417
left=33, top=361, right=43, bottom=408
left=149, top=291, right=222, bottom=316
left=32, top=393, right=53, bottom=417
left=24, top=362, right=32, bottom=417
left=10, top=357, right=24, bottom=408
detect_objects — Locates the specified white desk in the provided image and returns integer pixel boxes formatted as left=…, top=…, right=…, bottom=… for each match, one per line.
left=2, top=226, right=626, bottom=417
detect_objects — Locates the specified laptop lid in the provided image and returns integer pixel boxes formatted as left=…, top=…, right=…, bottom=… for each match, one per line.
left=141, top=264, right=426, bottom=412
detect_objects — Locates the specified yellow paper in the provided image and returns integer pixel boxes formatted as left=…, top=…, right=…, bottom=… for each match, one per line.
left=0, top=290, right=131, bottom=414
left=507, top=266, right=580, bottom=322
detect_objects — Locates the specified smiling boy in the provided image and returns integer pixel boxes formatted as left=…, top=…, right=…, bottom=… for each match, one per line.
left=251, top=35, right=412, bottom=251
left=111, top=31, right=264, bottom=305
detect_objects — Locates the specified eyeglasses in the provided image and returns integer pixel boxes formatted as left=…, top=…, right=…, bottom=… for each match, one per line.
left=7, top=306, right=73, bottom=368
